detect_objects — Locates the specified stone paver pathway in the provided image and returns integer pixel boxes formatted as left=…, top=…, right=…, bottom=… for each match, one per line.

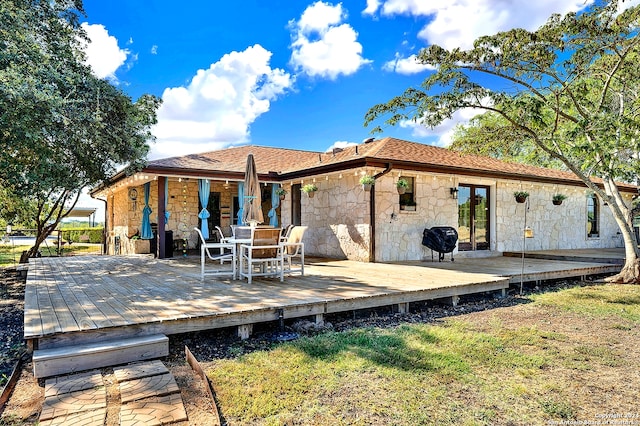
left=115, top=361, right=187, bottom=426
left=39, top=371, right=106, bottom=425
left=38, top=360, right=188, bottom=425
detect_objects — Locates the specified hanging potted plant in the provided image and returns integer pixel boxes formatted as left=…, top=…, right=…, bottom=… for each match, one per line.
left=396, top=178, right=409, bottom=194
left=301, top=183, right=318, bottom=198
left=514, top=191, right=529, bottom=203
left=276, top=187, right=288, bottom=201
left=552, top=193, right=567, bottom=205
left=359, top=175, right=375, bottom=191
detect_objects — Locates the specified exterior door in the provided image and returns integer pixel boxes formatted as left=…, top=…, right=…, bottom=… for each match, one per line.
left=457, top=185, right=490, bottom=251
left=206, top=192, right=221, bottom=232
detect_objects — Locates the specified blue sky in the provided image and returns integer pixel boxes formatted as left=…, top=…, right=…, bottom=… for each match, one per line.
left=78, top=0, right=614, bottom=161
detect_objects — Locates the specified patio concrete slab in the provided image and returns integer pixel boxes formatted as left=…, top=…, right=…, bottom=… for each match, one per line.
left=114, top=360, right=169, bottom=383
left=40, top=372, right=106, bottom=422
left=119, top=393, right=188, bottom=426
left=44, top=371, right=103, bottom=397
left=118, top=372, right=180, bottom=404
left=39, top=407, right=107, bottom=426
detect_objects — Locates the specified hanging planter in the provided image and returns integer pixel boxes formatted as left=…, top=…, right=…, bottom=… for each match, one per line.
left=552, top=194, right=567, bottom=205
left=396, top=178, right=409, bottom=194
left=514, top=191, right=529, bottom=203
left=359, top=175, right=375, bottom=191
left=301, top=184, right=318, bottom=198
left=276, top=187, right=287, bottom=201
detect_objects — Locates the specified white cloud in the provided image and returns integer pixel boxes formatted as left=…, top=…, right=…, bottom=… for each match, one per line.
left=80, top=23, right=129, bottom=80
left=324, top=140, right=358, bottom=152
left=365, top=0, right=594, bottom=50
left=289, top=1, right=372, bottom=79
left=400, top=106, right=485, bottom=147
left=150, top=44, right=293, bottom=159
left=151, top=45, right=158, bottom=55
left=382, top=53, right=435, bottom=75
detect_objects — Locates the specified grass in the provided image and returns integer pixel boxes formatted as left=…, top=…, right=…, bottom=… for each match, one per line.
left=0, top=244, right=101, bottom=267
left=207, top=284, right=640, bottom=425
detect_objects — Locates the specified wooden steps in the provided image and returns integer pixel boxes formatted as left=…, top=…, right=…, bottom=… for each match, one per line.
left=33, top=334, right=168, bottom=379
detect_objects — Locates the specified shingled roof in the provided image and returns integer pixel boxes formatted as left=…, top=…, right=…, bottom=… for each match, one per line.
left=128, top=137, right=637, bottom=192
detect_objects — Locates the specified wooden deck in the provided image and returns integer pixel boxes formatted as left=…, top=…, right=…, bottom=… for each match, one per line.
left=24, top=253, right=621, bottom=351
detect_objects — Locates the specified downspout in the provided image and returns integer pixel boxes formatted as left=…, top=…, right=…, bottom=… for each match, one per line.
left=369, top=164, right=394, bottom=262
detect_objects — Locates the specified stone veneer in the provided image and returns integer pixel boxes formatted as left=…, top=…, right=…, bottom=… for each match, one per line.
left=279, top=173, right=371, bottom=262
left=281, top=169, right=629, bottom=262
left=107, top=171, right=630, bottom=261
left=107, top=179, right=239, bottom=255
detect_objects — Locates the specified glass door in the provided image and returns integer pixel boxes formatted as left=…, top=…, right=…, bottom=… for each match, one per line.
left=457, top=185, right=490, bottom=251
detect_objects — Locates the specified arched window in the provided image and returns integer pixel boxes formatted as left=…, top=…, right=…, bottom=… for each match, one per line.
left=587, top=194, right=599, bottom=238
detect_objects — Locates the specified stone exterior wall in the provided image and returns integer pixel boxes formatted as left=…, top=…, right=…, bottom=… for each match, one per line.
left=257, top=170, right=629, bottom=263
left=374, top=173, right=458, bottom=262
left=105, top=172, right=630, bottom=261
left=494, top=182, right=625, bottom=252
left=279, top=172, right=371, bottom=261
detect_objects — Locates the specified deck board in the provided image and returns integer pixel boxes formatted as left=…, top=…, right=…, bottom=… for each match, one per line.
left=24, top=253, right=620, bottom=349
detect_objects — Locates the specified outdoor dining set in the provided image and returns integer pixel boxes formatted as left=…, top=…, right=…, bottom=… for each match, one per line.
left=194, top=225, right=307, bottom=283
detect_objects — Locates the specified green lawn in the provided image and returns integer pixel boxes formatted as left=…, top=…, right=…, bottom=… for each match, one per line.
left=0, top=244, right=101, bottom=267
left=207, top=284, right=640, bottom=425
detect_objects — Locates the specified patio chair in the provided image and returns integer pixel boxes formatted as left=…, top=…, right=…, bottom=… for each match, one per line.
left=194, top=227, right=236, bottom=280
left=279, top=224, right=294, bottom=243
left=281, top=226, right=307, bottom=276
left=213, top=225, right=230, bottom=264
left=238, top=227, right=284, bottom=284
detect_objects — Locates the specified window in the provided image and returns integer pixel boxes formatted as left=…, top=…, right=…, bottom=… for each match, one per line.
left=587, top=194, right=599, bottom=238
left=291, top=183, right=302, bottom=225
left=399, top=177, right=415, bottom=210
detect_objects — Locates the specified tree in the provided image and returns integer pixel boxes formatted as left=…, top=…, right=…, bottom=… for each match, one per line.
left=365, top=1, right=640, bottom=283
left=450, top=112, right=565, bottom=169
left=0, top=0, right=161, bottom=261
left=0, top=186, right=38, bottom=230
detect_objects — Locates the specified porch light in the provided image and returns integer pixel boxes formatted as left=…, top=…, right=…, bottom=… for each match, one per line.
left=450, top=187, right=458, bottom=199
left=524, top=227, right=534, bottom=238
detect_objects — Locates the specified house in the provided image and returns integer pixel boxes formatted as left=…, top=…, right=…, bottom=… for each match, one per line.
left=91, top=137, right=637, bottom=262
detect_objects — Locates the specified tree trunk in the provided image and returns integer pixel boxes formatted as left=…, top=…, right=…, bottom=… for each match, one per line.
left=603, top=195, right=640, bottom=284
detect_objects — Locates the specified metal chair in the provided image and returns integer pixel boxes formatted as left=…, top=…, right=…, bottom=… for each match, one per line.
left=214, top=225, right=230, bottom=264
left=238, top=227, right=284, bottom=284
left=193, top=227, right=236, bottom=280
left=281, top=226, right=307, bottom=276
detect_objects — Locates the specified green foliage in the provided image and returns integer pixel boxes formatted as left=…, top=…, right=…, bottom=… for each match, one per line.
left=552, top=193, right=568, bottom=202
left=0, top=186, right=38, bottom=229
left=396, top=178, right=409, bottom=188
left=514, top=191, right=529, bottom=199
left=275, top=187, right=287, bottom=196
left=450, top=112, right=565, bottom=169
left=59, top=227, right=103, bottom=244
left=0, top=0, right=160, bottom=258
left=359, top=175, right=375, bottom=185
left=301, top=184, right=318, bottom=193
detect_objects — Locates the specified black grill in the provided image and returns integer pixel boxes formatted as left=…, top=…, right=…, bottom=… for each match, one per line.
left=422, top=226, right=458, bottom=262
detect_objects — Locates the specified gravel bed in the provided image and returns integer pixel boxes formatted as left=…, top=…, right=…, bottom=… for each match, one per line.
left=0, top=268, right=27, bottom=388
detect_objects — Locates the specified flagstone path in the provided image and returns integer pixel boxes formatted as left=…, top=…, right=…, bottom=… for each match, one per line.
left=38, top=360, right=187, bottom=425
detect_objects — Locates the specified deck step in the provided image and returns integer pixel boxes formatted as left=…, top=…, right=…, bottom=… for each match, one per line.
left=33, top=334, right=168, bottom=379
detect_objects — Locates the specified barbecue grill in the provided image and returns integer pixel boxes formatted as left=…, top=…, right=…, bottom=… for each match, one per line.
left=422, top=226, right=458, bottom=262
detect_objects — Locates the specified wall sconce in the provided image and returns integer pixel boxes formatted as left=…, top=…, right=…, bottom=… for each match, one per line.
left=450, top=187, right=459, bottom=199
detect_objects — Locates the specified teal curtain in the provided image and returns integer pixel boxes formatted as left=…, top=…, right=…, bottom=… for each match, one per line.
left=141, top=182, right=153, bottom=239
left=268, top=184, right=280, bottom=227
left=237, top=182, right=244, bottom=225
left=198, top=179, right=211, bottom=239
left=164, top=178, right=170, bottom=222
